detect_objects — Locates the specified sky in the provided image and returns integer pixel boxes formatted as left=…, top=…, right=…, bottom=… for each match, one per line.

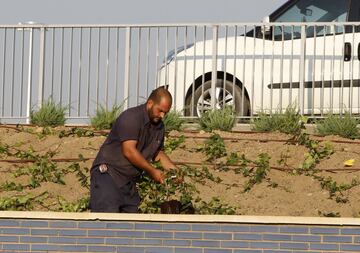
left=0, top=0, right=288, bottom=24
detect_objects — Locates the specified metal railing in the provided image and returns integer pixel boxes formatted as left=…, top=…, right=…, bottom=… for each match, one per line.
left=0, top=22, right=359, bottom=124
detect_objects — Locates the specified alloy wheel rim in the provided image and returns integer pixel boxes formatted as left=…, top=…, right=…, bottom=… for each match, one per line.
left=196, top=87, right=234, bottom=116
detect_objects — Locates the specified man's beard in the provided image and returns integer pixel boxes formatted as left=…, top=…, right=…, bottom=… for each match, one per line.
left=151, top=117, right=161, bottom=124
left=148, top=107, right=161, bottom=124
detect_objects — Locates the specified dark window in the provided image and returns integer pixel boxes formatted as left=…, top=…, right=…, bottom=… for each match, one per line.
left=272, top=0, right=350, bottom=39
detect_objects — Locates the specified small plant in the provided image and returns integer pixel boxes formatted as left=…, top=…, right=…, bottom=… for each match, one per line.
left=251, top=105, right=305, bottom=135
left=0, top=181, right=24, bottom=191
left=242, top=153, right=271, bottom=192
left=219, top=152, right=250, bottom=173
left=164, top=135, right=185, bottom=154
left=315, top=176, right=360, bottom=203
left=316, top=113, right=360, bottom=139
left=90, top=104, right=124, bottom=130
left=297, top=137, right=334, bottom=174
left=58, top=196, right=90, bottom=212
left=0, top=192, right=48, bottom=211
left=67, top=161, right=90, bottom=189
left=163, top=110, right=185, bottom=132
left=199, top=106, right=236, bottom=132
left=12, top=148, right=66, bottom=188
left=138, top=165, right=222, bottom=214
left=202, top=133, right=227, bottom=162
left=138, top=169, right=195, bottom=214
left=251, top=112, right=281, bottom=132
left=195, top=197, right=236, bottom=215
left=318, top=211, right=341, bottom=217
left=30, top=99, right=67, bottom=127
left=58, top=127, right=95, bottom=138
left=226, top=152, right=242, bottom=166
left=277, top=149, right=291, bottom=169
left=0, top=143, right=10, bottom=157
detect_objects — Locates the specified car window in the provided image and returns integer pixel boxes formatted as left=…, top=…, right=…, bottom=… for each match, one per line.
left=273, top=0, right=350, bottom=39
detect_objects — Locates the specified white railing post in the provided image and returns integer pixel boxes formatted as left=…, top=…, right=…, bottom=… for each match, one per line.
left=124, top=27, right=131, bottom=110
left=25, top=27, right=34, bottom=124
left=299, top=25, right=306, bottom=115
left=38, top=26, right=45, bottom=108
left=211, top=25, right=218, bottom=110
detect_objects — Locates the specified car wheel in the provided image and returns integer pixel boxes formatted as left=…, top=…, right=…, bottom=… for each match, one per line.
left=185, top=79, right=249, bottom=117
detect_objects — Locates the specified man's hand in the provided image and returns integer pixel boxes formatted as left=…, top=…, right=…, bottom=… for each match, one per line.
left=149, top=169, right=165, bottom=184
left=122, top=140, right=165, bottom=184
left=154, top=151, right=178, bottom=171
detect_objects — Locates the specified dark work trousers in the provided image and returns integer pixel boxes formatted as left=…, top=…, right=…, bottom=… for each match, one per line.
left=90, top=166, right=140, bottom=213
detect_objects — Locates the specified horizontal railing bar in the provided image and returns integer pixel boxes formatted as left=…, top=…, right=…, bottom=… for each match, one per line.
left=3, top=21, right=360, bottom=29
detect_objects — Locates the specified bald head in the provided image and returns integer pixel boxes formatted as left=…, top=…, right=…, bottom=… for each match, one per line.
left=147, top=86, right=172, bottom=105
left=146, top=86, right=172, bottom=124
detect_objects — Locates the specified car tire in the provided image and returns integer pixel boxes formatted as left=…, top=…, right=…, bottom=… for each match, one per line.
left=184, top=79, right=249, bottom=117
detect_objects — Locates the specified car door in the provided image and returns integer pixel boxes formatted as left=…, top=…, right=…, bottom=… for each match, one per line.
left=270, top=0, right=352, bottom=115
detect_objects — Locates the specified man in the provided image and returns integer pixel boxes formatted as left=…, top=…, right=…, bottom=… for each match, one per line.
left=90, top=87, right=177, bottom=213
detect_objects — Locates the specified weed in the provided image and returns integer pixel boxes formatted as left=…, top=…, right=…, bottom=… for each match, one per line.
left=202, top=133, right=227, bottom=162
left=163, top=110, right=185, bottom=132
left=30, top=99, right=67, bottom=127
left=199, top=106, right=236, bottom=132
left=90, top=104, right=124, bottom=130
left=316, top=113, right=360, bottom=139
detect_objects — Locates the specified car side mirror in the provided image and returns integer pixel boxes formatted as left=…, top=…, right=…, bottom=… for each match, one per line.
left=261, top=16, right=271, bottom=37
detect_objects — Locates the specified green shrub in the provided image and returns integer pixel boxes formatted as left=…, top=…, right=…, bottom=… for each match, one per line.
left=90, top=104, right=124, bottom=130
left=199, top=106, right=236, bottom=132
left=30, top=99, right=67, bottom=127
left=251, top=105, right=305, bottom=135
left=316, top=113, right=359, bottom=139
left=163, top=110, right=185, bottom=132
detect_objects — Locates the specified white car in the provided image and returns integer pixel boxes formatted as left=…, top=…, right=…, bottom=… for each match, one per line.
left=159, top=0, right=359, bottom=117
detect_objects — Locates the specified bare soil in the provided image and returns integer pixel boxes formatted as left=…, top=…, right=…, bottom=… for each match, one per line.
left=1, top=125, right=360, bottom=217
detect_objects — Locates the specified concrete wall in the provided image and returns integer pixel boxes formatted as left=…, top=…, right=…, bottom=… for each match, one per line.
left=0, top=212, right=359, bottom=252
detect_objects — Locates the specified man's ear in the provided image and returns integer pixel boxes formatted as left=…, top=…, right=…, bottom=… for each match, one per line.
left=147, top=99, right=154, bottom=108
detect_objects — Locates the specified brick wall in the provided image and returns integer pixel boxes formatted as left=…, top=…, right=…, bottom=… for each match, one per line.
left=0, top=213, right=359, bottom=252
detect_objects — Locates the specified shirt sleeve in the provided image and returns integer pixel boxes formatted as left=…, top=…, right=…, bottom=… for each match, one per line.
left=113, top=110, right=141, bottom=142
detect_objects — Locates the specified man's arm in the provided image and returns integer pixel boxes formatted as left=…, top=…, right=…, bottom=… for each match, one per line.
left=154, top=150, right=177, bottom=171
left=122, top=140, right=164, bottom=184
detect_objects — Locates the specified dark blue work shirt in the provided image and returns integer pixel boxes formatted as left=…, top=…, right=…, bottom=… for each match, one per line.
left=92, top=103, right=165, bottom=187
